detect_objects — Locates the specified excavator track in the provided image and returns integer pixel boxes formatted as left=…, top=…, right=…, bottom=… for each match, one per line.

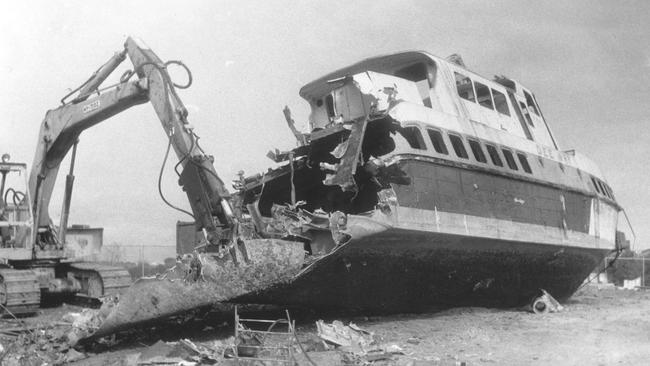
left=69, top=263, right=132, bottom=299
left=0, top=268, right=41, bottom=315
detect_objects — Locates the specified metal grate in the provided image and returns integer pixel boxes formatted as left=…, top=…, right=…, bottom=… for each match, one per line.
left=233, top=307, right=297, bottom=365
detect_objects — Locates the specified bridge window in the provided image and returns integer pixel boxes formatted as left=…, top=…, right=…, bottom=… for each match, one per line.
left=492, top=89, right=510, bottom=116
left=502, top=149, right=518, bottom=170
left=399, top=126, right=427, bottom=150
left=455, top=72, right=475, bottom=102
left=475, top=82, right=493, bottom=109
left=517, top=153, right=532, bottom=173
left=395, top=62, right=432, bottom=108
left=524, top=90, right=539, bottom=116
left=449, top=134, right=469, bottom=159
left=591, top=177, right=602, bottom=194
left=519, top=101, right=535, bottom=126
left=325, top=94, right=335, bottom=118
left=597, top=180, right=609, bottom=198
left=468, top=140, right=487, bottom=163
left=605, top=184, right=615, bottom=199
left=486, top=144, right=503, bottom=167
left=427, top=129, right=448, bottom=155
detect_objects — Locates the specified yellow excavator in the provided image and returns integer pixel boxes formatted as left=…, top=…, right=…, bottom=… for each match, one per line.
left=0, top=38, right=238, bottom=315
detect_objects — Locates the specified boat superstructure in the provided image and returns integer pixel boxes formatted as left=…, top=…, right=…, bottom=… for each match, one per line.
left=229, top=51, right=623, bottom=311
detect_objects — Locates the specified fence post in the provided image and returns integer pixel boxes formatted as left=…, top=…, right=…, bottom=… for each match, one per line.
left=643, top=257, right=645, bottom=288
left=141, top=244, right=144, bottom=277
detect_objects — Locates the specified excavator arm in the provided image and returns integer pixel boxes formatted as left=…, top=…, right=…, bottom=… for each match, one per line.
left=29, top=37, right=234, bottom=255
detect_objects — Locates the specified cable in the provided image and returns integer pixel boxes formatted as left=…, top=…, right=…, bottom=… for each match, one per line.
left=3, top=188, right=25, bottom=207
left=164, top=60, right=192, bottom=89
left=158, top=133, right=195, bottom=219
left=59, top=53, right=123, bottom=105
left=576, top=249, right=623, bottom=291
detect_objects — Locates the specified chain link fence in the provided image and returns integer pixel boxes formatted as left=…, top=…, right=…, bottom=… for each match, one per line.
left=76, top=243, right=177, bottom=280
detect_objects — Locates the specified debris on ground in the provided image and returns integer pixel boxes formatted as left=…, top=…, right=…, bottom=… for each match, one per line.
left=531, top=289, right=564, bottom=314
left=233, top=307, right=298, bottom=364
left=316, top=319, right=413, bottom=364
left=0, top=322, right=86, bottom=365
left=406, top=337, right=421, bottom=345
left=136, top=338, right=224, bottom=365
left=316, top=320, right=375, bottom=353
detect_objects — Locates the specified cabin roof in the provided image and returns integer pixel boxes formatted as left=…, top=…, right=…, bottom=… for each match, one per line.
left=299, top=51, right=436, bottom=100
left=299, top=50, right=536, bottom=103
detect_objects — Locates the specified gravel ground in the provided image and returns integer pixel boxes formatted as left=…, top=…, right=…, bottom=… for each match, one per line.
left=3, top=284, right=649, bottom=365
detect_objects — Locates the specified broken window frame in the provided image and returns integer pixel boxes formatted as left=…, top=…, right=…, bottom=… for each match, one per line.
left=474, top=81, right=494, bottom=110
left=468, top=139, right=487, bottom=163
left=448, top=134, right=469, bottom=159
left=399, top=125, right=427, bottom=150
left=455, top=72, right=475, bottom=102
left=427, top=128, right=449, bottom=155
left=394, top=62, right=433, bottom=108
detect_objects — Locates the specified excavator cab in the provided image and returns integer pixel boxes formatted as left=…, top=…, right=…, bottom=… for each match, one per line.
left=0, top=153, right=34, bottom=255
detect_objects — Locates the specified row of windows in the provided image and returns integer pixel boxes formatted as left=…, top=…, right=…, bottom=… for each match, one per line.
left=400, top=126, right=533, bottom=174
left=455, top=72, right=510, bottom=116
left=400, top=125, right=616, bottom=201
left=454, top=72, right=541, bottom=128
left=591, top=176, right=615, bottom=200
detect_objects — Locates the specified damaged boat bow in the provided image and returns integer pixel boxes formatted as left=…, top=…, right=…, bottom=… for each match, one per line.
left=85, top=50, right=628, bottom=340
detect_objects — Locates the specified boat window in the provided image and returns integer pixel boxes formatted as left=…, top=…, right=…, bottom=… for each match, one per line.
left=519, top=101, right=535, bottom=126
left=486, top=144, right=503, bottom=167
left=395, top=62, right=432, bottom=108
left=591, top=177, right=602, bottom=194
left=492, top=89, right=510, bottom=116
left=325, top=94, right=336, bottom=118
left=449, top=134, right=469, bottom=159
left=427, top=129, right=448, bottom=155
left=468, top=140, right=487, bottom=163
left=517, top=153, right=532, bottom=173
left=524, top=90, right=539, bottom=116
left=399, top=126, right=427, bottom=150
left=597, top=180, right=609, bottom=198
left=603, top=183, right=615, bottom=199
left=455, top=72, right=475, bottom=102
left=475, top=81, right=493, bottom=109
left=502, top=149, right=518, bottom=170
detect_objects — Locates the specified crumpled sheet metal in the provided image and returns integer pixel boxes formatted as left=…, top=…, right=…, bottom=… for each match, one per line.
left=85, top=238, right=305, bottom=340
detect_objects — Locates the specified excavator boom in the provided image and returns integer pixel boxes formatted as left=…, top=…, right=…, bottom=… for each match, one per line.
left=2, top=37, right=238, bottom=316
left=29, top=37, right=234, bottom=254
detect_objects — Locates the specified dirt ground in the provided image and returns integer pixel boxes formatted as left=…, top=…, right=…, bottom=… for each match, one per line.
left=3, top=283, right=650, bottom=365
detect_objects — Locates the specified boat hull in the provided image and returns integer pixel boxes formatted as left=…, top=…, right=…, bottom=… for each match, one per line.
left=235, top=228, right=610, bottom=312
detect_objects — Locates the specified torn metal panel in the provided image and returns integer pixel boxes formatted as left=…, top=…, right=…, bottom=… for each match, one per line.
left=322, top=116, right=369, bottom=192
left=83, top=239, right=305, bottom=340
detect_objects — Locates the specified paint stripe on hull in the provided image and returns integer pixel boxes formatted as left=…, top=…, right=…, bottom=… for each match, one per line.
left=395, top=206, right=610, bottom=250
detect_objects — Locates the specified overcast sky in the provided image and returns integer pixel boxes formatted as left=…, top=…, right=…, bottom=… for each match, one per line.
left=1, top=0, right=648, bottom=260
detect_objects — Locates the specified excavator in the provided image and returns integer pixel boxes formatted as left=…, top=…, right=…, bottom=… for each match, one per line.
left=0, top=37, right=239, bottom=315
